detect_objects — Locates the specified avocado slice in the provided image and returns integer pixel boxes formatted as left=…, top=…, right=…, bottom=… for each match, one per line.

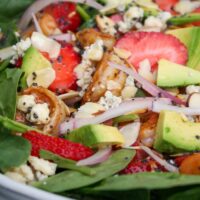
left=157, top=59, right=200, bottom=87
left=167, top=27, right=200, bottom=70
left=154, top=110, right=200, bottom=153
left=67, top=124, right=125, bottom=147
left=20, top=46, right=52, bottom=88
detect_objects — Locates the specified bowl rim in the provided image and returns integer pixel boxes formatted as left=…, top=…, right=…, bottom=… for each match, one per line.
left=0, top=174, right=73, bottom=200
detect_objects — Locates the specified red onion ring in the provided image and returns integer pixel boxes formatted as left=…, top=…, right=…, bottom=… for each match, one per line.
left=18, top=0, right=104, bottom=31
left=76, top=146, right=112, bottom=166
left=120, top=122, right=141, bottom=147
left=108, top=62, right=185, bottom=105
left=152, top=100, right=200, bottom=115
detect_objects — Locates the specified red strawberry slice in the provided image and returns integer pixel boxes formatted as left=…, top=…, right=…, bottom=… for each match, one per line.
left=44, top=2, right=81, bottom=33
left=110, top=14, right=123, bottom=23
left=116, top=32, right=188, bottom=71
left=154, top=0, right=179, bottom=14
left=48, top=42, right=80, bottom=94
left=23, top=131, right=93, bottom=161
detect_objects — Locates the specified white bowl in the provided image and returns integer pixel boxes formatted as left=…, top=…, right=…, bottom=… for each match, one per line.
left=0, top=174, right=73, bottom=200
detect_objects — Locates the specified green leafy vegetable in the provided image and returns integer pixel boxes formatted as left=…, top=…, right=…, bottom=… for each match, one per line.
left=40, top=150, right=96, bottom=176
left=77, top=5, right=91, bottom=21
left=0, top=59, right=10, bottom=72
left=0, top=68, right=31, bottom=171
left=168, top=14, right=200, bottom=26
left=0, top=115, right=38, bottom=133
left=32, top=149, right=135, bottom=192
left=0, top=68, right=22, bottom=118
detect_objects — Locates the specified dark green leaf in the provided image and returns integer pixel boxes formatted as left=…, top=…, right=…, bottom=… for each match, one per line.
left=0, top=132, right=31, bottom=171
left=40, top=150, right=96, bottom=176
left=90, top=172, right=200, bottom=191
left=0, top=59, right=10, bottom=72
left=0, top=68, right=22, bottom=119
left=32, top=149, right=135, bottom=192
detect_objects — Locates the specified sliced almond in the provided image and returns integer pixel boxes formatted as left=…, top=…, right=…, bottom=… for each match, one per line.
left=114, top=47, right=132, bottom=59
left=187, top=92, right=200, bottom=108
left=26, top=67, right=55, bottom=88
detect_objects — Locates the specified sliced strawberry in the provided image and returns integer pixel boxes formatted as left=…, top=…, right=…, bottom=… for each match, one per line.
left=23, top=131, right=93, bottom=161
left=116, top=32, right=188, bottom=71
left=44, top=2, right=81, bottom=33
left=49, top=42, right=80, bottom=94
left=154, top=0, right=179, bottom=14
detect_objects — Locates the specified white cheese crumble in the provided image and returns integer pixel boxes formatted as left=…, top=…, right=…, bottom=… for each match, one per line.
left=17, top=95, right=36, bottom=112
left=121, top=75, right=138, bottom=99
left=186, top=85, right=200, bottom=94
left=117, top=6, right=144, bottom=33
left=83, top=39, right=104, bottom=61
left=98, top=91, right=122, bottom=110
left=138, top=59, right=155, bottom=82
left=29, top=156, right=57, bottom=176
left=96, top=15, right=117, bottom=35
left=174, top=0, right=200, bottom=15
left=26, top=103, right=50, bottom=124
left=10, top=38, right=31, bottom=64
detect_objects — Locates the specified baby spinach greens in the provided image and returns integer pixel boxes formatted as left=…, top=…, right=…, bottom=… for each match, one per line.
left=0, top=68, right=22, bottom=118
left=32, top=149, right=135, bottom=192
left=40, top=150, right=96, bottom=176
left=0, top=68, right=31, bottom=172
left=81, top=173, right=200, bottom=200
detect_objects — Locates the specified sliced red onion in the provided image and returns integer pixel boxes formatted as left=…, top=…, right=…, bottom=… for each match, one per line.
left=108, top=62, right=185, bottom=105
left=152, top=100, right=200, bottom=115
left=18, top=0, right=104, bottom=31
left=120, top=122, right=141, bottom=147
left=31, top=32, right=61, bottom=59
left=128, top=146, right=178, bottom=172
left=50, top=33, right=72, bottom=42
left=0, top=47, right=16, bottom=61
left=76, top=146, right=112, bottom=166
left=32, top=13, right=43, bottom=34
left=140, top=146, right=178, bottom=172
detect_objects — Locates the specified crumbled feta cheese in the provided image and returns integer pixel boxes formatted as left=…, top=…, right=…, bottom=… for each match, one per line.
left=138, top=59, right=155, bottom=82
left=13, top=164, right=35, bottom=182
left=158, top=11, right=172, bottom=22
left=35, top=171, right=48, bottom=181
left=125, top=75, right=135, bottom=87
left=121, top=86, right=138, bottom=99
left=5, top=172, right=27, bottom=184
left=98, top=91, right=122, bottom=110
left=143, top=16, right=165, bottom=32
left=124, top=6, right=144, bottom=22
left=174, top=0, right=200, bottom=15
left=12, top=38, right=31, bottom=57
left=96, top=15, right=117, bottom=35
left=17, top=95, right=36, bottom=112
left=186, top=85, right=200, bottom=94
left=29, top=156, right=57, bottom=176
left=26, top=103, right=50, bottom=124
left=118, top=6, right=144, bottom=33
left=83, top=39, right=104, bottom=61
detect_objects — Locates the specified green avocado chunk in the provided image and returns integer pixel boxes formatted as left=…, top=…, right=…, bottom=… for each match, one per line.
left=20, top=46, right=52, bottom=88
left=67, top=124, right=125, bottom=147
left=157, top=59, right=200, bottom=87
left=167, top=27, right=200, bottom=70
left=154, top=110, right=200, bottom=153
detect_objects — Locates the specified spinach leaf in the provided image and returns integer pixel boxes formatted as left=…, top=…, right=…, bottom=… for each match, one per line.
left=0, top=131, right=31, bottom=172
left=40, top=150, right=96, bottom=176
left=0, top=68, right=31, bottom=171
left=32, top=149, right=135, bottom=192
left=0, top=0, right=34, bottom=19
left=0, top=68, right=22, bottom=119
left=89, top=172, right=200, bottom=191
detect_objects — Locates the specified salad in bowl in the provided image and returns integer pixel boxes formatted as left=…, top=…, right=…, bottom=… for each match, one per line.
left=1, top=0, right=200, bottom=199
